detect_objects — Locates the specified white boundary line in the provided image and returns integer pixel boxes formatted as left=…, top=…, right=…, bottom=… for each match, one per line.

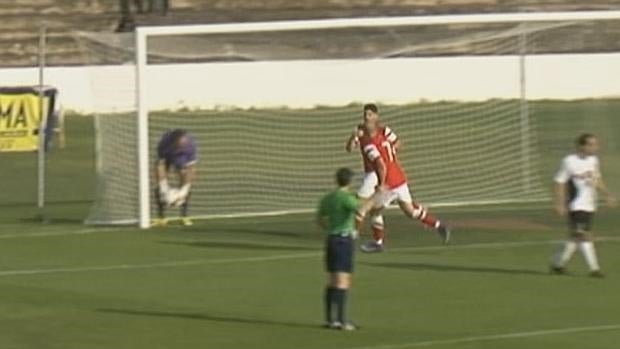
left=106, top=199, right=550, bottom=224
left=0, top=259, right=206, bottom=276
left=391, top=236, right=620, bottom=252
left=343, top=323, right=620, bottom=349
left=0, top=227, right=123, bottom=239
left=0, top=252, right=320, bottom=277
left=0, top=237, right=618, bottom=277
left=0, top=202, right=557, bottom=240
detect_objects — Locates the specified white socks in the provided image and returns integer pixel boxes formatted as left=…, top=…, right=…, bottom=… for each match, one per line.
left=553, top=240, right=600, bottom=272
left=370, top=214, right=384, bottom=245
left=553, top=241, right=576, bottom=268
left=578, top=241, right=600, bottom=271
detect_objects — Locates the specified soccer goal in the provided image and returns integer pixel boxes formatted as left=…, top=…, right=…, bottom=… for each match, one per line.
left=78, top=11, right=620, bottom=228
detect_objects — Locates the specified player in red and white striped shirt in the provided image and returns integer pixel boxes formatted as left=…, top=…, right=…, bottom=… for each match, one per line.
left=345, top=109, right=396, bottom=251
left=353, top=104, right=450, bottom=252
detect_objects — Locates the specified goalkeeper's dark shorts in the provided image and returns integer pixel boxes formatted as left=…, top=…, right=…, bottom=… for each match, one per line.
left=325, top=235, right=354, bottom=273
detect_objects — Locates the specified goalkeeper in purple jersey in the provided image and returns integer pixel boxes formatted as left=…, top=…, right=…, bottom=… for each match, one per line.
left=153, top=129, right=197, bottom=227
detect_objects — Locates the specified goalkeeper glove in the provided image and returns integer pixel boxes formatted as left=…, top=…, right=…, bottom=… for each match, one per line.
left=159, top=179, right=170, bottom=203
left=178, top=183, right=191, bottom=200
left=169, top=184, right=191, bottom=207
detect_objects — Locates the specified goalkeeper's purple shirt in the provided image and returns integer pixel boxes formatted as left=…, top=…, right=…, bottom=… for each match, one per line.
left=156, top=131, right=197, bottom=170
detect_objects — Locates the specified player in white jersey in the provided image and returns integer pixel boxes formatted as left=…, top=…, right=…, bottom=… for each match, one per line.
left=550, top=133, right=616, bottom=277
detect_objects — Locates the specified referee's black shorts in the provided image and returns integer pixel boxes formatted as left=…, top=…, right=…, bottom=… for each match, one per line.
left=325, top=235, right=354, bottom=273
left=568, top=210, right=594, bottom=234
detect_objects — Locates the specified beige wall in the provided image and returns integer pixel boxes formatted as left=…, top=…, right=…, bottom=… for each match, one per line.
left=0, top=53, right=618, bottom=113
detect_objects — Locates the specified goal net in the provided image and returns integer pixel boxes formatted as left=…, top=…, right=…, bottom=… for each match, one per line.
left=76, top=13, right=620, bottom=227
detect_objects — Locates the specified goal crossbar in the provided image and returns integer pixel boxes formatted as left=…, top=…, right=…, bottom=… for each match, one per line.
left=136, top=10, right=620, bottom=37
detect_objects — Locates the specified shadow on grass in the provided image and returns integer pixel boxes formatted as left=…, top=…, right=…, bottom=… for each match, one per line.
left=19, top=216, right=84, bottom=225
left=98, top=308, right=318, bottom=329
left=172, top=226, right=313, bottom=239
left=160, top=240, right=316, bottom=251
left=363, top=261, right=547, bottom=276
left=215, top=227, right=311, bottom=239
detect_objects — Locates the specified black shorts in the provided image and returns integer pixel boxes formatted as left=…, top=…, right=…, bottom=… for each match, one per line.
left=568, top=211, right=594, bottom=234
left=325, top=235, right=354, bottom=273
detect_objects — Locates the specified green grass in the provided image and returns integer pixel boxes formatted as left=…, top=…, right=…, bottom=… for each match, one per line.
left=0, top=209, right=619, bottom=349
left=0, top=101, right=619, bottom=349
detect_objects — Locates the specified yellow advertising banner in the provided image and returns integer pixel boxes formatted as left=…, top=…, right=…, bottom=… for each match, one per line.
left=0, top=92, right=49, bottom=152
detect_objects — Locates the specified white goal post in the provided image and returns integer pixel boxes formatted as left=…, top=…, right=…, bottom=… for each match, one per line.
left=127, top=11, right=620, bottom=228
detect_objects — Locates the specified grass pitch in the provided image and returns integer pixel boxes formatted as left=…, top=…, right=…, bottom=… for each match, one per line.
left=0, top=101, right=619, bottom=349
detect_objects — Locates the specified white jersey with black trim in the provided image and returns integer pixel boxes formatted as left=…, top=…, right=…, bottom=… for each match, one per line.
left=554, top=154, right=600, bottom=212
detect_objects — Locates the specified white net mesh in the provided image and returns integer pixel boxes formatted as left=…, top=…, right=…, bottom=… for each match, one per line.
left=78, top=35, right=138, bottom=224
left=77, top=18, right=620, bottom=225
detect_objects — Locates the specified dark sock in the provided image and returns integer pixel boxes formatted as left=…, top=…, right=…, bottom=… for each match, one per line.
left=324, top=287, right=336, bottom=323
left=154, top=188, right=165, bottom=218
left=181, top=192, right=191, bottom=217
left=334, top=288, right=348, bottom=324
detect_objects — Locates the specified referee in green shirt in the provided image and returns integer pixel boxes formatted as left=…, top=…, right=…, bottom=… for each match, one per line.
left=317, top=167, right=359, bottom=331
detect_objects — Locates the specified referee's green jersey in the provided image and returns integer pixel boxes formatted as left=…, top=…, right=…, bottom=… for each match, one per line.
left=317, top=189, right=359, bottom=236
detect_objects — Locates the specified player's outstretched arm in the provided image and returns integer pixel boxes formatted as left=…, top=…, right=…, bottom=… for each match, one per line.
left=385, top=126, right=401, bottom=152
left=374, top=157, right=387, bottom=192
left=345, top=126, right=364, bottom=152
left=553, top=158, right=570, bottom=217
left=392, top=139, right=402, bottom=153
left=554, top=182, right=567, bottom=216
left=155, top=159, right=169, bottom=195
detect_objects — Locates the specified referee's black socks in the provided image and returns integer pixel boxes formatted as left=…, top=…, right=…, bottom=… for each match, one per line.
left=325, top=287, right=349, bottom=325
left=334, top=288, right=348, bottom=324
left=325, top=287, right=336, bottom=323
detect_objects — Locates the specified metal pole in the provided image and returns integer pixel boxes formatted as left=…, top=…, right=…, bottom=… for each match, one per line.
left=37, top=24, right=48, bottom=215
left=136, top=28, right=151, bottom=228
left=518, top=24, right=532, bottom=193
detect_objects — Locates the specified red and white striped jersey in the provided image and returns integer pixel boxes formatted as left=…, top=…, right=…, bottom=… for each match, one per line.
left=358, top=124, right=398, bottom=173
left=359, top=125, right=407, bottom=189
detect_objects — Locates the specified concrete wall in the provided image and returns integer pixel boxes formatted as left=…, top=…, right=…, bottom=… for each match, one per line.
left=0, top=53, right=618, bottom=113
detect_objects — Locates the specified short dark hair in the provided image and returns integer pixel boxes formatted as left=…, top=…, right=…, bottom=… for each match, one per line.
left=336, top=168, right=354, bottom=187
left=170, top=129, right=187, bottom=144
left=576, top=133, right=595, bottom=146
left=363, top=103, right=378, bottom=114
